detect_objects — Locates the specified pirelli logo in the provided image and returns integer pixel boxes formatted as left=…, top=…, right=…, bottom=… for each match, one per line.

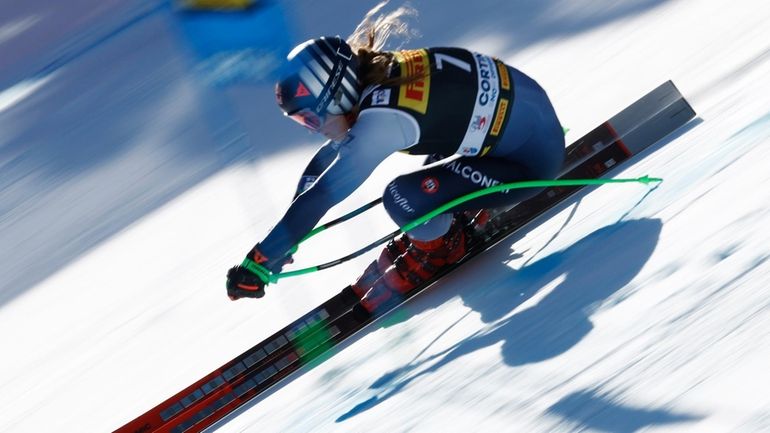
left=496, top=61, right=510, bottom=90
left=396, top=49, right=431, bottom=114
left=490, top=98, right=509, bottom=137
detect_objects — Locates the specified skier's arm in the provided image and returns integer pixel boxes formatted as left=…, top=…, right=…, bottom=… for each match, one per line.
left=292, top=140, right=339, bottom=199
left=256, top=109, right=419, bottom=270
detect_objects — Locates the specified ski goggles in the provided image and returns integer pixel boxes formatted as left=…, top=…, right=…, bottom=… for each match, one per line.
left=287, top=108, right=325, bottom=132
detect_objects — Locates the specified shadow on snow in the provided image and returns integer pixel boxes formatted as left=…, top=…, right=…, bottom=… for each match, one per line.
left=336, top=218, right=701, bottom=430
left=547, top=388, right=703, bottom=433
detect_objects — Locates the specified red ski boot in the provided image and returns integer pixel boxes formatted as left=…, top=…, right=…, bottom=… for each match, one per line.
left=359, top=215, right=469, bottom=313
left=349, top=234, right=411, bottom=298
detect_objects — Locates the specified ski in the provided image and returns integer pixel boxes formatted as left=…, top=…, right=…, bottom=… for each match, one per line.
left=115, top=81, right=695, bottom=433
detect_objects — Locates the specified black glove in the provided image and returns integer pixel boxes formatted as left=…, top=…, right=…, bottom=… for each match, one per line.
left=226, top=266, right=266, bottom=300
left=227, top=244, right=295, bottom=301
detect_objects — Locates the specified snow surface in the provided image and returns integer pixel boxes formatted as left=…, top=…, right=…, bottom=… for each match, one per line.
left=1, top=0, right=770, bottom=432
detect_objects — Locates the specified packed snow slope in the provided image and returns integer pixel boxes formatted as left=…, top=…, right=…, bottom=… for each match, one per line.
left=1, top=0, right=769, bottom=432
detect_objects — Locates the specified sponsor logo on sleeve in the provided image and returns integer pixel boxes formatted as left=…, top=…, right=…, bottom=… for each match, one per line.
left=396, top=50, right=431, bottom=114
left=298, top=175, right=317, bottom=194
left=371, top=89, right=391, bottom=106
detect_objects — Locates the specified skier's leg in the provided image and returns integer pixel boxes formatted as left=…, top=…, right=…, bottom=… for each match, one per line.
left=382, top=156, right=547, bottom=240
left=349, top=153, right=450, bottom=296
left=357, top=157, right=547, bottom=312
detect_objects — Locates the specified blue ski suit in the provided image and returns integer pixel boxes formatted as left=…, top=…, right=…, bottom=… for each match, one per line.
left=258, top=48, right=565, bottom=271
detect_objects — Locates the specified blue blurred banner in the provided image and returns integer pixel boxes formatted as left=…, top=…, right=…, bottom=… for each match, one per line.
left=171, top=0, right=296, bottom=86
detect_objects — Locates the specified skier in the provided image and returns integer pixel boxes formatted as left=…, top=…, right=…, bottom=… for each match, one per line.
left=226, top=14, right=565, bottom=314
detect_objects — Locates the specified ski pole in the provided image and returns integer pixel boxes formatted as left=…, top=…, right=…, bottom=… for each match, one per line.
left=287, top=198, right=383, bottom=255
left=242, top=175, right=662, bottom=284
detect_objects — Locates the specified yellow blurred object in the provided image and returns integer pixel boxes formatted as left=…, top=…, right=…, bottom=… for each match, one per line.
left=178, top=0, right=256, bottom=10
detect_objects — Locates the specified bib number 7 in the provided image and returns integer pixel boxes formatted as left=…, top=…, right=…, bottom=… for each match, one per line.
left=434, top=53, right=472, bottom=73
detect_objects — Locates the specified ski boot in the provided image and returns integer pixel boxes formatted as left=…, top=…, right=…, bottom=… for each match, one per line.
left=348, top=234, right=412, bottom=299
left=358, top=213, right=471, bottom=314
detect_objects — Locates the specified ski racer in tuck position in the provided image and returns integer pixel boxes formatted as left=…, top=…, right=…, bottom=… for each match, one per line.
left=226, top=12, right=565, bottom=315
